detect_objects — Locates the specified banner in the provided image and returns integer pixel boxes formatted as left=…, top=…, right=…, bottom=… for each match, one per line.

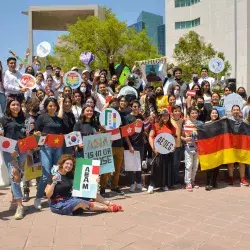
left=82, top=133, right=115, bottom=174
left=72, top=158, right=100, bottom=199
left=197, top=119, right=250, bottom=171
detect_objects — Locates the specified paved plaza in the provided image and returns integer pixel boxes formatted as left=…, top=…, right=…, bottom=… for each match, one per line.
left=1, top=183, right=250, bottom=250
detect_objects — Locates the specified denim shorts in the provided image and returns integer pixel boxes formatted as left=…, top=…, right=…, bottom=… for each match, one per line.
left=50, top=196, right=90, bottom=215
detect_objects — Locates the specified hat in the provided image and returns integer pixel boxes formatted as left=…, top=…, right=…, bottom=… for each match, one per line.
left=159, top=109, right=170, bottom=116
left=71, top=67, right=78, bottom=71
left=82, top=69, right=90, bottom=74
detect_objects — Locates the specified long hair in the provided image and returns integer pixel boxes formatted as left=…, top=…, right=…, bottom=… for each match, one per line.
left=4, top=98, right=25, bottom=120
left=144, top=92, right=158, bottom=118
left=201, top=80, right=212, bottom=96
left=79, top=105, right=95, bottom=123
left=158, top=114, right=175, bottom=130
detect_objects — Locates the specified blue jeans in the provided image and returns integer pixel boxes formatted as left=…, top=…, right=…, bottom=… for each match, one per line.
left=36, top=146, right=62, bottom=198
left=173, top=147, right=182, bottom=185
left=3, top=151, right=27, bottom=199
left=0, top=93, right=6, bottom=114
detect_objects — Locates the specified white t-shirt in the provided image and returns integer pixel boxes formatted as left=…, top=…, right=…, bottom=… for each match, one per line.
left=242, top=105, right=250, bottom=119
left=72, top=105, right=82, bottom=122
left=3, top=70, right=22, bottom=95
left=203, top=94, right=211, bottom=104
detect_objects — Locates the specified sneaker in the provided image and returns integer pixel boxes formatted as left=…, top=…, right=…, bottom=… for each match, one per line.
left=100, top=188, right=109, bottom=198
left=129, top=184, right=136, bottom=192
left=136, top=183, right=147, bottom=191
left=193, top=184, right=199, bottom=189
left=205, top=185, right=212, bottom=191
left=186, top=184, right=193, bottom=192
left=147, top=185, right=154, bottom=194
left=14, top=206, right=24, bottom=220
left=34, top=198, right=42, bottom=210
left=240, top=177, right=249, bottom=187
left=22, top=193, right=30, bottom=202
left=162, top=186, right=169, bottom=191
left=111, top=187, right=125, bottom=195
left=228, top=176, right=234, bottom=185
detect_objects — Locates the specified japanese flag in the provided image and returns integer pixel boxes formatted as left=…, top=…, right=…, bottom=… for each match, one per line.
left=64, top=132, right=83, bottom=147
left=0, top=136, right=17, bottom=153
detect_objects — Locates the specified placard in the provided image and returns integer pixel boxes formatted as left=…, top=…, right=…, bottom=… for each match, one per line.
left=82, top=133, right=115, bottom=174
left=63, top=71, right=82, bottom=89
left=208, top=58, right=225, bottom=74
left=124, top=150, right=141, bottom=171
left=223, top=93, right=244, bottom=112
left=20, top=74, right=37, bottom=89
left=72, top=158, right=100, bottom=199
left=99, top=108, right=121, bottom=130
left=213, top=106, right=226, bottom=118
left=154, top=133, right=175, bottom=155
left=36, top=41, right=51, bottom=58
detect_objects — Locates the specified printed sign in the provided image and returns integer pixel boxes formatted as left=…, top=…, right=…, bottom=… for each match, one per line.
left=208, top=58, right=225, bottom=74
left=213, top=106, right=226, bottom=118
left=20, top=74, right=37, bottom=89
left=36, top=41, right=51, bottom=57
left=99, top=108, right=121, bottom=130
left=223, top=93, right=244, bottom=112
left=154, top=133, right=175, bottom=155
left=64, top=131, right=83, bottom=147
left=63, top=71, right=82, bottom=89
left=72, top=158, right=100, bottom=199
left=82, top=133, right=115, bottom=174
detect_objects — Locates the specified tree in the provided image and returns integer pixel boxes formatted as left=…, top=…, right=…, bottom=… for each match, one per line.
left=47, top=7, right=160, bottom=71
left=173, top=31, right=231, bottom=82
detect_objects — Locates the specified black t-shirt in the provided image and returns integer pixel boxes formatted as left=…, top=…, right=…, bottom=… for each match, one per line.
left=126, top=113, right=144, bottom=148
left=73, top=121, right=98, bottom=136
left=47, top=174, right=73, bottom=199
left=112, top=110, right=128, bottom=148
left=35, top=113, right=63, bottom=135
left=62, top=112, right=76, bottom=134
left=1, top=116, right=26, bottom=140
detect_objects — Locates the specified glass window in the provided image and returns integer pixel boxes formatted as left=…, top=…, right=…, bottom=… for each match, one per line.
left=175, top=18, right=201, bottom=29
left=175, top=0, right=200, bottom=8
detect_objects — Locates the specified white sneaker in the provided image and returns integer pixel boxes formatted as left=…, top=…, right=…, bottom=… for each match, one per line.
left=34, top=198, right=42, bottom=210
left=148, top=185, right=154, bottom=194
left=129, top=184, right=136, bottom=192
left=162, top=186, right=169, bottom=191
left=14, top=205, right=24, bottom=220
left=136, top=183, right=147, bottom=191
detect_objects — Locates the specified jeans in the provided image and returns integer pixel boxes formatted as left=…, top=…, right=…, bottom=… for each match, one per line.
left=100, top=147, right=124, bottom=189
left=184, top=149, right=199, bottom=184
left=36, top=146, right=62, bottom=198
left=0, top=93, right=6, bottom=114
left=173, top=147, right=182, bottom=185
left=3, top=151, right=27, bottom=199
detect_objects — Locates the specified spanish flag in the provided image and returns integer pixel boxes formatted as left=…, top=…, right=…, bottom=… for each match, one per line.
left=197, top=118, right=250, bottom=171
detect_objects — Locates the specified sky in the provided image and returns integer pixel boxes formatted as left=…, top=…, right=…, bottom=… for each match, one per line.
left=0, top=0, right=165, bottom=69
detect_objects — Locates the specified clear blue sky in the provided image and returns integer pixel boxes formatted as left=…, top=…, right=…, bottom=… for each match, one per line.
left=0, top=0, right=165, bottom=69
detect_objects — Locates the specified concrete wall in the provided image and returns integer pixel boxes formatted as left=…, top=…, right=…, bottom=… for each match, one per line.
left=165, top=0, right=250, bottom=92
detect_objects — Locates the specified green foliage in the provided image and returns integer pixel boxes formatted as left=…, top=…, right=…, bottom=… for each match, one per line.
left=173, top=31, right=231, bottom=82
left=47, top=7, right=160, bottom=71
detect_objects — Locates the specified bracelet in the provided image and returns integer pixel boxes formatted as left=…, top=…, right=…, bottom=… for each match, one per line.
left=52, top=181, right=57, bottom=185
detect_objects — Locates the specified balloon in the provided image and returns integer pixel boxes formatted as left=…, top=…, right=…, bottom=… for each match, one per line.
left=80, top=52, right=95, bottom=66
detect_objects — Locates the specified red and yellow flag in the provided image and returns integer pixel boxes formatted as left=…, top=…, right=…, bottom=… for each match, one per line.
left=45, top=134, right=64, bottom=148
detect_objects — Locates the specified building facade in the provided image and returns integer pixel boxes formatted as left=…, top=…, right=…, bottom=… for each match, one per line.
left=166, top=0, right=250, bottom=92
left=129, top=11, right=165, bottom=55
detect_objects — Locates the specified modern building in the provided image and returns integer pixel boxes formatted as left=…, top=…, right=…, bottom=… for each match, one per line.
left=22, top=5, right=104, bottom=64
left=166, top=0, right=250, bottom=92
left=129, top=11, right=166, bottom=55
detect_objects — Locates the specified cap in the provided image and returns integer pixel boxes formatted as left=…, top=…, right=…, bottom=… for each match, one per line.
left=71, top=67, right=78, bottom=71
left=159, top=109, right=170, bottom=116
left=82, top=69, right=90, bottom=74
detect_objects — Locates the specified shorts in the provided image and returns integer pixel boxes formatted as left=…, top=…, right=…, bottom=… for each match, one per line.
left=50, top=196, right=90, bottom=216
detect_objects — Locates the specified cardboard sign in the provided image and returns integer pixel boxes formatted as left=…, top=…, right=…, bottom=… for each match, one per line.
left=63, top=71, right=82, bottom=89
left=124, top=150, right=141, bottom=171
left=99, top=108, right=121, bottom=130
left=72, top=158, right=100, bottom=199
left=20, top=74, right=37, bottom=89
left=36, top=41, right=51, bottom=57
left=154, top=133, right=175, bottom=154
left=24, top=153, right=42, bottom=181
left=82, top=133, right=115, bottom=174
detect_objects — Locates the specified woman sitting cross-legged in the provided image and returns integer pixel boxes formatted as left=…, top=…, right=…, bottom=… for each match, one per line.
left=45, top=154, right=123, bottom=215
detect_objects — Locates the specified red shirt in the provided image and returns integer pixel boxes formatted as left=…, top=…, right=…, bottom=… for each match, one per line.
left=152, top=123, right=176, bottom=137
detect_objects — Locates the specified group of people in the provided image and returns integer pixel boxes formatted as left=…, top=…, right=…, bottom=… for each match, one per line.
left=0, top=55, right=249, bottom=220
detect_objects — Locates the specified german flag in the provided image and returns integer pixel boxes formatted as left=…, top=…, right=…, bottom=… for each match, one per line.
left=197, top=118, right=250, bottom=171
